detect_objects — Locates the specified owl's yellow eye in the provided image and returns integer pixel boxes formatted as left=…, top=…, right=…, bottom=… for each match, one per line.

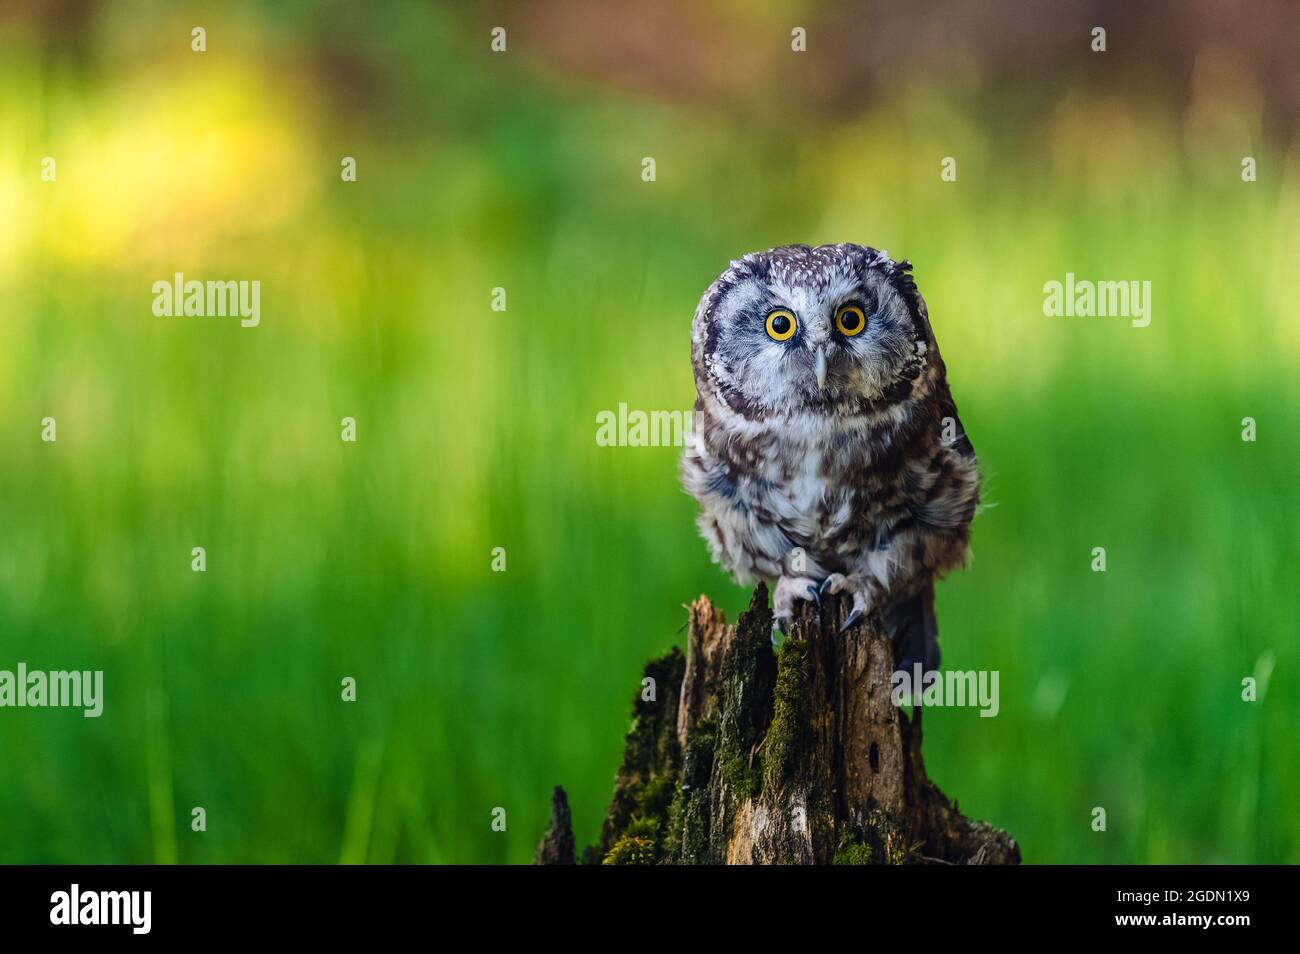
left=835, top=305, right=866, bottom=337
left=766, top=309, right=797, bottom=341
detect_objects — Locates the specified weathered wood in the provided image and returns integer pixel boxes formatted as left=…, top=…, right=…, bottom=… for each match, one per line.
left=538, top=584, right=1019, bottom=865
left=534, top=786, right=576, bottom=865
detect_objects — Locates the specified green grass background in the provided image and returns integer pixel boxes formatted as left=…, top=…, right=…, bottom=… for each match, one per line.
left=0, top=2, right=1297, bottom=863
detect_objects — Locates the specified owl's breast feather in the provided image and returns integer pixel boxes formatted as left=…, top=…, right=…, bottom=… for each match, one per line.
left=685, top=417, right=868, bottom=578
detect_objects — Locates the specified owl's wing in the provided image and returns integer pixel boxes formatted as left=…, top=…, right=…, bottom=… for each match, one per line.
left=936, top=387, right=977, bottom=460
left=883, top=581, right=940, bottom=674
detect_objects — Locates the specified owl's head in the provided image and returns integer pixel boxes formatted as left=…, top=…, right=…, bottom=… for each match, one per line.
left=691, top=243, right=935, bottom=417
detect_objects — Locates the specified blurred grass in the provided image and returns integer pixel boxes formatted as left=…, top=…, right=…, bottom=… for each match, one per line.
left=0, top=2, right=1297, bottom=863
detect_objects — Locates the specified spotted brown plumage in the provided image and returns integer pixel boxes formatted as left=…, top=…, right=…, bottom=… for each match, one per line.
left=680, top=243, right=978, bottom=672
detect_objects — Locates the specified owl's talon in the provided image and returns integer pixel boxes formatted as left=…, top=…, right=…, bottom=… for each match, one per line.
left=806, top=583, right=820, bottom=605
left=816, top=573, right=874, bottom=633
left=820, top=573, right=847, bottom=596
left=772, top=574, right=821, bottom=626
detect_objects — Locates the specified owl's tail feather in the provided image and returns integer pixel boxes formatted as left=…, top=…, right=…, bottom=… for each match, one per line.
left=883, top=582, right=941, bottom=675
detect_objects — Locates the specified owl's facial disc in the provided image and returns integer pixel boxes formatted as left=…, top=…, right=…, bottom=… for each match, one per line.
left=697, top=245, right=928, bottom=416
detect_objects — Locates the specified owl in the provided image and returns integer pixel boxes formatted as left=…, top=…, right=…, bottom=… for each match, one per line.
left=681, top=243, right=978, bottom=673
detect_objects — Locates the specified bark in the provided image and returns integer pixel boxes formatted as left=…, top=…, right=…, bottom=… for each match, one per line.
left=537, top=584, right=1020, bottom=865
left=534, top=786, right=576, bottom=865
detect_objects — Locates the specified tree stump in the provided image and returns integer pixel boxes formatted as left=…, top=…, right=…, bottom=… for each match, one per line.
left=535, top=584, right=1019, bottom=865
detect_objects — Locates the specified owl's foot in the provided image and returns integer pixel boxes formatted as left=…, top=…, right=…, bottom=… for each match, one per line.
left=819, top=573, right=875, bottom=633
left=772, top=575, right=821, bottom=637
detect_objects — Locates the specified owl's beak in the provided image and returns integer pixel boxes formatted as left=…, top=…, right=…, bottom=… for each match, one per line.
left=813, top=347, right=828, bottom=391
